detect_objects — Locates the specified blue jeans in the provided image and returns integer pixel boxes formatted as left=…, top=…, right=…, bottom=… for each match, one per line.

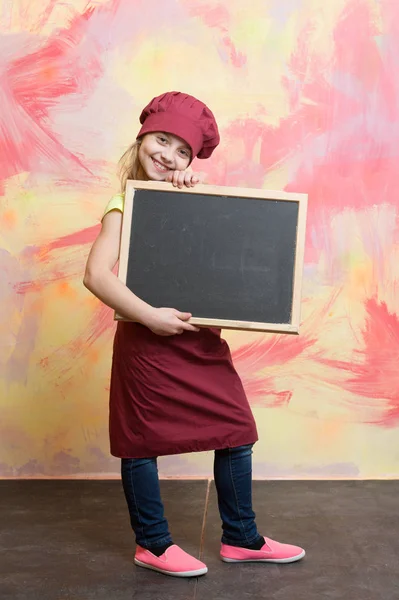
left=121, top=444, right=260, bottom=549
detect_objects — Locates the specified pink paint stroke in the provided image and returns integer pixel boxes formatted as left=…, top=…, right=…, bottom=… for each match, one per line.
left=283, top=0, right=399, bottom=220
left=315, top=298, right=399, bottom=427
left=15, top=224, right=100, bottom=295
left=0, top=6, right=107, bottom=189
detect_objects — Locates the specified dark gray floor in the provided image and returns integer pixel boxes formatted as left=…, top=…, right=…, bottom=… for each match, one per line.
left=1, top=480, right=398, bottom=599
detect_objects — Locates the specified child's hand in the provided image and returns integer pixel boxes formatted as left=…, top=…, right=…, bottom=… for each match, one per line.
left=145, top=307, right=200, bottom=336
left=165, top=170, right=202, bottom=189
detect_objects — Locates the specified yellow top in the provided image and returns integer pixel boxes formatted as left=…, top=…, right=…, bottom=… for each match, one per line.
left=103, top=193, right=124, bottom=218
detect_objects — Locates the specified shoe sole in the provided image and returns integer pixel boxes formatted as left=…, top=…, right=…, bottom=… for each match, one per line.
left=134, top=558, right=208, bottom=577
left=221, top=550, right=306, bottom=564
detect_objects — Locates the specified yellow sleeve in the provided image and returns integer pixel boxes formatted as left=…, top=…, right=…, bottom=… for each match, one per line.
left=102, top=193, right=125, bottom=219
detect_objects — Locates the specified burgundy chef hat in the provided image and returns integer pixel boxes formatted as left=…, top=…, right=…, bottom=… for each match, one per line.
left=137, top=91, right=220, bottom=161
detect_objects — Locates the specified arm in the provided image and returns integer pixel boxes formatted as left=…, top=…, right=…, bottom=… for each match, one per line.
left=83, top=210, right=199, bottom=335
left=83, top=210, right=153, bottom=323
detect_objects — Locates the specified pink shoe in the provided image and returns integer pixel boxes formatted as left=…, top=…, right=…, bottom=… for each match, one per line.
left=220, top=536, right=305, bottom=564
left=134, top=544, right=208, bottom=577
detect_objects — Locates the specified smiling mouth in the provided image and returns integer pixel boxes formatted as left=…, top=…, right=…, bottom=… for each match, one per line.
left=151, top=158, right=170, bottom=173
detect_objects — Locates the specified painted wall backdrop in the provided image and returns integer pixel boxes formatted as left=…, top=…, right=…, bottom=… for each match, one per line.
left=1, top=0, right=399, bottom=478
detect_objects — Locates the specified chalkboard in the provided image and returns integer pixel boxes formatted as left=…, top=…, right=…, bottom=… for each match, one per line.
left=117, top=180, right=307, bottom=333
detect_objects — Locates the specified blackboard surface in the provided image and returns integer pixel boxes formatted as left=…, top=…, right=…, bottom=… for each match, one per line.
left=125, top=188, right=299, bottom=325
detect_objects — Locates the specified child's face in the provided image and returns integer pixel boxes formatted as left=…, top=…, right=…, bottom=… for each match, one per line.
left=138, top=132, right=192, bottom=180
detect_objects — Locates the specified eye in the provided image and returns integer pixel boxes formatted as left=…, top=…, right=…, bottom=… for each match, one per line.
left=179, top=148, right=190, bottom=158
left=157, top=135, right=168, bottom=144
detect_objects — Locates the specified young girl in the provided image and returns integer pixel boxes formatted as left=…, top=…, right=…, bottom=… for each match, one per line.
left=84, top=91, right=305, bottom=577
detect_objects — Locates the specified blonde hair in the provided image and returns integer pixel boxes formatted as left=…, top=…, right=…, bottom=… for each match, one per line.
left=117, top=140, right=143, bottom=192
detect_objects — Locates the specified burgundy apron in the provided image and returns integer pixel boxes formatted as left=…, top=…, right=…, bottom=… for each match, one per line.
left=109, top=322, right=258, bottom=458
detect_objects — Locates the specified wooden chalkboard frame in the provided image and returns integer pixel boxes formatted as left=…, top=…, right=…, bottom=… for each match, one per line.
left=116, top=179, right=307, bottom=333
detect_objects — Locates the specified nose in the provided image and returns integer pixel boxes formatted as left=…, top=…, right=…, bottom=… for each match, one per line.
left=160, top=147, right=174, bottom=164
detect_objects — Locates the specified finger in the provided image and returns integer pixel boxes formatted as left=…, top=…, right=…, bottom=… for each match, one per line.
left=177, top=171, right=185, bottom=189
left=172, top=170, right=180, bottom=187
left=184, top=172, right=192, bottom=187
left=181, top=322, right=200, bottom=332
left=191, top=175, right=199, bottom=187
left=165, top=172, right=173, bottom=182
left=175, top=311, right=192, bottom=321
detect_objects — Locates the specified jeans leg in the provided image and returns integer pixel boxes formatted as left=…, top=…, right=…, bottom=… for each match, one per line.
left=214, top=444, right=260, bottom=546
left=121, top=457, right=172, bottom=549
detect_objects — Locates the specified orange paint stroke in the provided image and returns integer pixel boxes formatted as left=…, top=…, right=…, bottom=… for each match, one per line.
left=57, top=281, right=77, bottom=299
left=0, top=209, right=17, bottom=229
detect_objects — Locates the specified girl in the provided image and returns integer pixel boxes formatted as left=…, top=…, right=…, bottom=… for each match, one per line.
left=84, top=91, right=305, bottom=578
